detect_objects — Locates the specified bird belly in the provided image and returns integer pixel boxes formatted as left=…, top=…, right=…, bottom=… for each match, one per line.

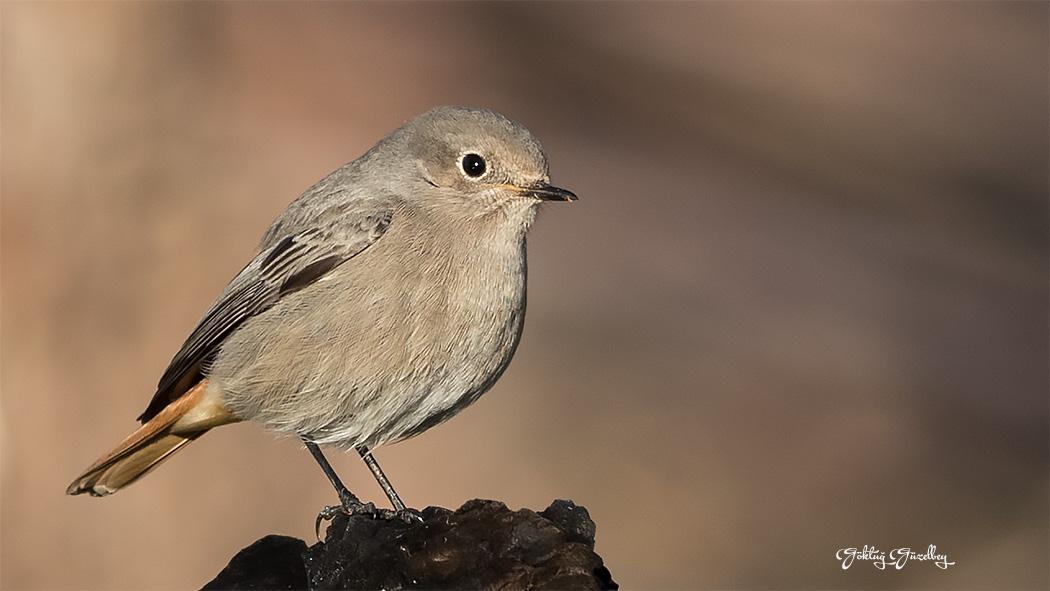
left=209, top=236, right=528, bottom=450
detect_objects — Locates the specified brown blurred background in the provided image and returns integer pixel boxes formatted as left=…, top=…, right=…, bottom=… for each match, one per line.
left=2, top=2, right=1047, bottom=589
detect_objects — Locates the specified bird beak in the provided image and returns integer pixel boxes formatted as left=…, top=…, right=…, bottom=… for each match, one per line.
left=522, top=183, right=578, bottom=202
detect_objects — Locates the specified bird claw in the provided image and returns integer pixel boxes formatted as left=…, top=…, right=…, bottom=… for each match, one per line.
left=393, top=507, right=425, bottom=524
left=314, top=500, right=372, bottom=540
left=314, top=501, right=423, bottom=539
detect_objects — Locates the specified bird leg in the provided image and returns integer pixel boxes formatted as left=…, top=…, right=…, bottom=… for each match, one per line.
left=302, top=437, right=419, bottom=538
left=303, top=438, right=372, bottom=510
left=357, top=444, right=406, bottom=512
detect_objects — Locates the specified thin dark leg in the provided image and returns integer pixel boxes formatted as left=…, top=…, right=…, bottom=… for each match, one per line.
left=302, top=437, right=420, bottom=536
left=302, top=436, right=369, bottom=510
left=357, top=445, right=406, bottom=512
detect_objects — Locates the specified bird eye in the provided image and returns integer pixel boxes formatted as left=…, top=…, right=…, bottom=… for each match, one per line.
left=460, top=153, right=487, bottom=178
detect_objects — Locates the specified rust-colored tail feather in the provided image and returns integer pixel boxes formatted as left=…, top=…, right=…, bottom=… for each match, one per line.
left=66, top=379, right=237, bottom=497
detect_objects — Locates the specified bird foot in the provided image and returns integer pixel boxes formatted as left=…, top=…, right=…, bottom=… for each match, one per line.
left=315, top=499, right=422, bottom=539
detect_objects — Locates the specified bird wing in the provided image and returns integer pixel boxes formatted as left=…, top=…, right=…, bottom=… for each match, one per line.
left=137, top=208, right=393, bottom=422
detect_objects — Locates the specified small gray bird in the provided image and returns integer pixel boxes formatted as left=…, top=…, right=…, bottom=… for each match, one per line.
left=66, top=106, right=576, bottom=516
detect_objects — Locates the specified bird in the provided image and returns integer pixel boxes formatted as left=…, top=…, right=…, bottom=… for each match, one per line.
left=66, top=106, right=576, bottom=518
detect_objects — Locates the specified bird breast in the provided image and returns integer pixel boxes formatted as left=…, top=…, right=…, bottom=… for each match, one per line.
left=210, top=203, right=531, bottom=449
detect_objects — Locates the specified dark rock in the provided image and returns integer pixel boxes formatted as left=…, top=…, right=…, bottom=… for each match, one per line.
left=202, top=534, right=309, bottom=590
left=202, top=500, right=616, bottom=591
left=541, top=500, right=598, bottom=548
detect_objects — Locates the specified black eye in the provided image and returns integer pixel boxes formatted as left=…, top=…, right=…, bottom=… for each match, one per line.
left=461, top=153, right=486, bottom=178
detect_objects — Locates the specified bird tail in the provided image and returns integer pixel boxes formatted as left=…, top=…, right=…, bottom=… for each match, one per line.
left=66, top=378, right=238, bottom=497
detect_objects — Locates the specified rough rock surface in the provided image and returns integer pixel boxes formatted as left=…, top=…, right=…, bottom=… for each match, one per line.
left=203, top=534, right=309, bottom=590
left=202, top=499, right=617, bottom=590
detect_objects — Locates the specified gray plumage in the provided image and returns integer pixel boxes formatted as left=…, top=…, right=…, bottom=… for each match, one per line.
left=69, top=106, right=575, bottom=502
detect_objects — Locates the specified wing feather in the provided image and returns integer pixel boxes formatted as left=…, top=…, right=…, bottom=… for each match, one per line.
left=137, top=209, right=392, bottom=422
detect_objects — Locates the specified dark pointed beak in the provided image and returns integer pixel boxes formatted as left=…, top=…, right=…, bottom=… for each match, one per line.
left=524, top=183, right=578, bottom=202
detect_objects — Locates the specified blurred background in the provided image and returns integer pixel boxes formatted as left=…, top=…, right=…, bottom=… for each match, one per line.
left=2, top=2, right=1047, bottom=589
